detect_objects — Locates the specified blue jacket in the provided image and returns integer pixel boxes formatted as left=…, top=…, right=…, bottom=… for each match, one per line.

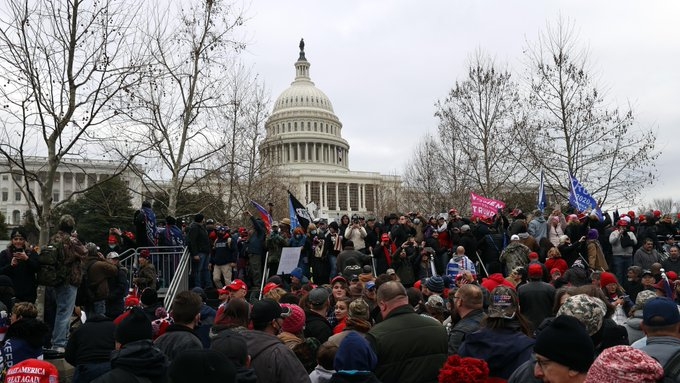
left=459, top=327, right=535, bottom=380
left=246, top=217, right=266, bottom=256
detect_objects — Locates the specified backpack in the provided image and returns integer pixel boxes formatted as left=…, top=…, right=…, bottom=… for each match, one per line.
left=664, top=348, right=680, bottom=382
left=36, top=243, right=63, bottom=286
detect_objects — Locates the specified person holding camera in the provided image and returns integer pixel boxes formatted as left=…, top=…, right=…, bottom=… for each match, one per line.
left=609, top=220, right=638, bottom=286
left=0, top=228, right=39, bottom=304
left=344, top=215, right=367, bottom=253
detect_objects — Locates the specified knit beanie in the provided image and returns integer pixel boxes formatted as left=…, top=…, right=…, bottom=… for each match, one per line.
left=348, top=299, right=370, bottom=320
left=599, top=272, right=618, bottom=288
left=140, top=288, right=158, bottom=306
left=584, top=345, right=663, bottom=383
left=115, top=307, right=152, bottom=345
left=534, top=315, right=594, bottom=373
left=426, top=276, right=445, bottom=294
left=528, top=264, right=543, bottom=278
left=587, top=229, right=599, bottom=240
left=334, top=331, right=377, bottom=372
left=280, top=303, right=306, bottom=334
left=169, top=349, right=237, bottom=383
left=556, top=294, right=605, bottom=336
left=5, top=359, right=59, bottom=383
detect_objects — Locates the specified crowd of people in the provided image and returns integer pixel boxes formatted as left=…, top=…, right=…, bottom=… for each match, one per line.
left=2, top=204, right=680, bottom=382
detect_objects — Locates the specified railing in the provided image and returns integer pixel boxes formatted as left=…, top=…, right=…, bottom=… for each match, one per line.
left=119, top=246, right=187, bottom=299
left=163, top=247, right=190, bottom=311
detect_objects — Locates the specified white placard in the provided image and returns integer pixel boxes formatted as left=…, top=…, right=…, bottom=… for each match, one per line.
left=276, top=246, right=302, bottom=275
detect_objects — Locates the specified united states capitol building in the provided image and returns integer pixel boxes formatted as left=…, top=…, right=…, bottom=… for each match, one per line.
left=259, top=40, right=401, bottom=220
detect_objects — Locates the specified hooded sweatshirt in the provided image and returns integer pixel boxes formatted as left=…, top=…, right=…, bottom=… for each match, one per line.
left=330, top=332, right=380, bottom=383
left=459, top=326, right=535, bottom=380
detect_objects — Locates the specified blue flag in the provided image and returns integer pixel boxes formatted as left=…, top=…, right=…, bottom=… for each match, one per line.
left=537, top=170, right=547, bottom=212
left=568, top=174, right=598, bottom=212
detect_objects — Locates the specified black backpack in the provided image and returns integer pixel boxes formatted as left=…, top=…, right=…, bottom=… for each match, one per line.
left=664, top=349, right=680, bottom=382
left=37, top=243, right=63, bottom=286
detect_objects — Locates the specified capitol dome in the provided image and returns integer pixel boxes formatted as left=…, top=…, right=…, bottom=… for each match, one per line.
left=260, top=39, right=350, bottom=171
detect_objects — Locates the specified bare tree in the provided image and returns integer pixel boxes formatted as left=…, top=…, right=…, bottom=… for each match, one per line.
left=210, top=66, right=270, bottom=220
left=0, top=0, right=145, bottom=244
left=519, top=18, right=658, bottom=206
left=402, top=134, right=449, bottom=213
left=434, top=51, right=529, bottom=199
left=652, top=198, right=679, bottom=214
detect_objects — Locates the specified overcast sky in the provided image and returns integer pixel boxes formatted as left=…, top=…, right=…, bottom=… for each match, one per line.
left=240, top=0, right=680, bottom=210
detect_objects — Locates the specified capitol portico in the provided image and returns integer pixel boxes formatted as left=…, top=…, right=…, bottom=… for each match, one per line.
left=259, top=40, right=400, bottom=219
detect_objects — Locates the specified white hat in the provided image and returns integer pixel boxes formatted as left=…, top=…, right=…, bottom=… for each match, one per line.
left=106, top=252, right=120, bottom=259
left=510, top=234, right=520, bottom=241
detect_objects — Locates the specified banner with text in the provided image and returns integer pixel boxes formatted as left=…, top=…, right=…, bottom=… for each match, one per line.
left=470, top=192, right=506, bottom=219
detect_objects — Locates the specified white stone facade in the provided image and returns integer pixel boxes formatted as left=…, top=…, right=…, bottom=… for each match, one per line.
left=0, top=157, right=143, bottom=225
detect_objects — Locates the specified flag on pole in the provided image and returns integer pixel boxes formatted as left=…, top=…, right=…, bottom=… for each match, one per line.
left=537, top=169, right=547, bottom=213
left=470, top=192, right=506, bottom=219
left=568, top=174, right=598, bottom=212
left=288, top=190, right=311, bottom=231
left=250, top=200, right=272, bottom=233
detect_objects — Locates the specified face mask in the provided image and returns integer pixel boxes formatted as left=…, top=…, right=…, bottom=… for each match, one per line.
left=109, top=244, right=116, bottom=249
left=295, top=234, right=302, bottom=239
left=311, top=230, right=317, bottom=235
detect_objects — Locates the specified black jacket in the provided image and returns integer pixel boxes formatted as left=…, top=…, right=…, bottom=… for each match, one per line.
left=91, top=340, right=168, bottom=383
left=65, top=314, right=115, bottom=365
left=304, top=310, right=333, bottom=343
left=0, top=247, right=40, bottom=303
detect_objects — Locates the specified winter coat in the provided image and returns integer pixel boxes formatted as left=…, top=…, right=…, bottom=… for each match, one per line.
left=367, top=305, right=447, bottom=383
left=634, top=247, right=660, bottom=271
left=0, top=318, right=49, bottom=372
left=305, top=310, right=334, bottom=344
left=528, top=216, right=548, bottom=242
left=587, top=240, right=609, bottom=271
left=51, top=231, right=88, bottom=286
left=84, top=256, right=118, bottom=301
left=65, top=314, right=115, bottom=366
left=609, top=229, right=637, bottom=257
left=518, top=281, right=555, bottom=332
left=91, top=340, right=168, bottom=383
left=344, top=225, right=368, bottom=251
left=153, top=324, right=202, bottom=363
left=448, top=309, right=485, bottom=355
left=241, top=330, right=311, bottom=383
left=499, top=242, right=531, bottom=275
left=134, top=262, right=157, bottom=290
left=624, top=309, right=645, bottom=345
left=246, top=216, right=266, bottom=256
left=459, top=327, right=535, bottom=380
left=0, top=247, right=40, bottom=303
left=188, top=222, right=211, bottom=255
left=212, top=235, right=238, bottom=265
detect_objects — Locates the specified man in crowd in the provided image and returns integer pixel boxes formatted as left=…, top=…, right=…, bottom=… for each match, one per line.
left=188, top=213, right=211, bottom=289
left=154, top=290, right=203, bottom=362
left=640, top=297, right=680, bottom=366
left=367, top=281, right=447, bottom=382
left=448, top=284, right=485, bottom=355
left=50, top=214, right=88, bottom=353
left=518, top=263, right=555, bottom=332
left=241, top=299, right=311, bottom=383
left=533, top=315, right=595, bottom=383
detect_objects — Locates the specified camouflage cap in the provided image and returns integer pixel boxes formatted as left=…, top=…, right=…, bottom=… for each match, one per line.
left=488, top=286, right=518, bottom=319
left=557, top=294, right=605, bottom=336
left=635, top=289, right=658, bottom=308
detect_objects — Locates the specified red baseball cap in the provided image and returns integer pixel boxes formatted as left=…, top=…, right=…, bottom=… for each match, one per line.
left=263, top=282, right=279, bottom=295
left=227, top=279, right=248, bottom=292
left=6, top=359, right=59, bottom=383
left=217, top=287, right=229, bottom=295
